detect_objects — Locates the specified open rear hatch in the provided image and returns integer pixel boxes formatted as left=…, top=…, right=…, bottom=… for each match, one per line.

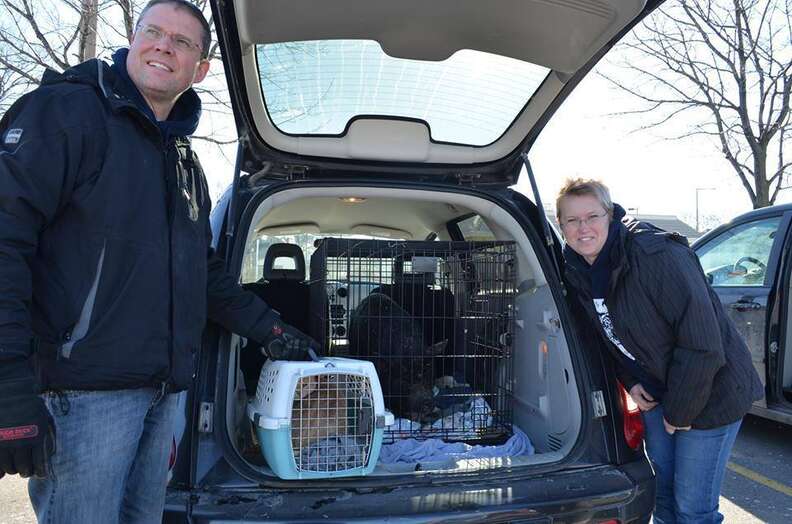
left=212, top=0, right=660, bottom=184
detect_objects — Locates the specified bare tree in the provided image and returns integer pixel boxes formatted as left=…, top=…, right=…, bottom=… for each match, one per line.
left=0, top=43, right=28, bottom=112
left=107, top=0, right=137, bottom=43
left=0, top=0, right=330, bottom=152
left=0, top=0, right=239, bottom=146
left=78, top=0, right=99, bottom=61
left=0, top=0, right=122, bottom=96
left=603, top=0, right=791, bottom=208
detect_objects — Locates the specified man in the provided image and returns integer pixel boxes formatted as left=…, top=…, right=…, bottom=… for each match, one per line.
left=0, top=1, right=314, bottom=522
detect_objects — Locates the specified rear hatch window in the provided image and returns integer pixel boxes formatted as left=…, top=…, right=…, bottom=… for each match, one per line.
left=257, top=40, right=550, bottom=146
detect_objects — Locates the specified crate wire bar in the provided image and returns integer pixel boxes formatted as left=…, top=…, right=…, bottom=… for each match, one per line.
left=309, top=239, right=516, bottom=443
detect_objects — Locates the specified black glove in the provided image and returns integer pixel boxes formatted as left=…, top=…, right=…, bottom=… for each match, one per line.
left=0, top=361, right=55, bottom=479
left=262, top=321, right=319, bottom=361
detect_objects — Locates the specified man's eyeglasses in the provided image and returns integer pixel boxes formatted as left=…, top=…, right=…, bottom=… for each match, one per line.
left=560, top=211, right=609, bottom=230
left=138, top=24, right=203, bottom=55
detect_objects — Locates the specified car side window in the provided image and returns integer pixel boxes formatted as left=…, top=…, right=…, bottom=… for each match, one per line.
left=456, top=215, right=496, bottom=241
left=695, top=217, right=782, bottom=287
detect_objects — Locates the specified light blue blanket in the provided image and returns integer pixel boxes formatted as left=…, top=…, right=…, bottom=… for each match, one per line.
left=299, top=436, right=367, bottom=471
left=378, top=426, right=534, bottom=464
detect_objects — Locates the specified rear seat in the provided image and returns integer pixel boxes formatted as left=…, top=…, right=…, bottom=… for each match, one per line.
left=245, top=243, right=310, bottom=331
left=242, top=243, right=310, bottom=393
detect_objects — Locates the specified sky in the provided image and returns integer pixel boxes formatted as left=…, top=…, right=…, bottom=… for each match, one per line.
left=518, top=64, right=773, bottom=228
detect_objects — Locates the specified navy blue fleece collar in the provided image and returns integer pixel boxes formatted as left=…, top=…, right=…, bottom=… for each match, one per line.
left=110, top=48, right=201, bottom=141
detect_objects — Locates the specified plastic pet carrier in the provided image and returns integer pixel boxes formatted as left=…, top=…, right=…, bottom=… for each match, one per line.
left=309, top=238, right=516, bottom=443
left=248, top=357, right=394, bottom=479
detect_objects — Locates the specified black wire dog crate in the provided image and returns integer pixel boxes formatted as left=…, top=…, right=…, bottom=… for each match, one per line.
left=309, top=238, right=516, bottom=443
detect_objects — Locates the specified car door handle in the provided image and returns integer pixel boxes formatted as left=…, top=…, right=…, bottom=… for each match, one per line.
left=729, top=300, right=762, bottom=311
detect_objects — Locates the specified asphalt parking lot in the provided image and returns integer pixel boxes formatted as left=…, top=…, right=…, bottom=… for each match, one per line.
left=1, top=414, right=791, bottom=523
left=0, top=474, right=32, bottom=524
left=718, top=415, right=792, bottom=522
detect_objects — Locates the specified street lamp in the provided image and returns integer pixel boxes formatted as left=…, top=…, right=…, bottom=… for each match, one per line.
left=695, top=187, right=716, bottom=233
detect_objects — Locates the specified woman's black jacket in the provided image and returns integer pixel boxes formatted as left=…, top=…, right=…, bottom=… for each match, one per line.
left=564, top=210, right=763, bottom=429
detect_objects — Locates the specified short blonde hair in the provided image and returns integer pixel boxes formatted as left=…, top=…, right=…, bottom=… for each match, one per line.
left=555, top=178, right=614, bottom=221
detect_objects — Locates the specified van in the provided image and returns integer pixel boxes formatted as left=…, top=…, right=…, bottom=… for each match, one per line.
left=164, top=0, right=663, bottom=521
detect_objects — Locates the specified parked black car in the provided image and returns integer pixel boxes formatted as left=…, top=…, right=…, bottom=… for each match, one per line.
left=692, top=203, right=792, bottom=426
left=162, top=0, right=666, bottom=521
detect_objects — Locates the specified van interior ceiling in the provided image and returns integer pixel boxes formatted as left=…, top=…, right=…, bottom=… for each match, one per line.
left=223, top=187, right=583, bottom=476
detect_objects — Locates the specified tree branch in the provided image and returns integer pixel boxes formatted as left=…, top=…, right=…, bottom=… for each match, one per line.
left=3, top=0, right=70, bottom=69
left=191, top=135, right=238, bottom=146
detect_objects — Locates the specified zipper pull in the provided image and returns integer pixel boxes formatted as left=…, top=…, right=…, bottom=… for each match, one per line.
left=56, top=330, right=72, bottom=361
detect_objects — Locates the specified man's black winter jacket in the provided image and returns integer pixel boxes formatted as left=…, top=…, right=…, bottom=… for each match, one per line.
left=0, top=59, right=278, bottom=391
left=564, top=207, right=764, bottom=429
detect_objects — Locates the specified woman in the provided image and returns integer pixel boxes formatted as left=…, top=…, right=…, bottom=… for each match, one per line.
left=556, top=178, right=763, bottom=524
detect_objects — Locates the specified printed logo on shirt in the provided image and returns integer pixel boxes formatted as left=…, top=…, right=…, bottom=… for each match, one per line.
left=593, top=298, right=636, bottom=361
left=4, top=128, right=22, bottom=144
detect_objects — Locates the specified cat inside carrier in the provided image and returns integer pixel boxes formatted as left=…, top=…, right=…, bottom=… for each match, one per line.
left=309, top=238, right=516, bottom=443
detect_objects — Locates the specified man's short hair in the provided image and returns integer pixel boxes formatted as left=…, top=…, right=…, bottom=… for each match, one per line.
left=555, top=178, right=614, bottom=221
left=137, top=0, right=211, bottom=59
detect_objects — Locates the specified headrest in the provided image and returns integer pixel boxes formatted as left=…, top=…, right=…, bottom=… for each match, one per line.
left=263, top=243, right=305, bottom=282
left=395, top=256, right=438, bottom=286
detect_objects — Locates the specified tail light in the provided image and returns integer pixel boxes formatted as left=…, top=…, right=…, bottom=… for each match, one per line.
left=618, top=383, right=644, bottom=450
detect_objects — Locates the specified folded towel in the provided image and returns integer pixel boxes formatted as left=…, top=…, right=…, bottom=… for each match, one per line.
left=378, top=426, right=534, bottom=464
left=299, top=436, right=368, bottom=471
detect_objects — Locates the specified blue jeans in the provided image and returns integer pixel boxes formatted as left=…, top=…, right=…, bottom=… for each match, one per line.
left=642, top=405, right=741, bottom=524
left=28, top=388, right=178, bottom=524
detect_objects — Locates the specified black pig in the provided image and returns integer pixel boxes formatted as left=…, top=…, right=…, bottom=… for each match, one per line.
left=347, top=293, right=446, bottom=423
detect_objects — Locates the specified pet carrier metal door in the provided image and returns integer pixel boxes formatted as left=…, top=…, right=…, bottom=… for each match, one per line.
left=291, top=371, right=373, bottom=472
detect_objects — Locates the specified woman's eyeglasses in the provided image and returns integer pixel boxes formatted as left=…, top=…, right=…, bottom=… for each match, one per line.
left=561, top=211, right=608, bottom=230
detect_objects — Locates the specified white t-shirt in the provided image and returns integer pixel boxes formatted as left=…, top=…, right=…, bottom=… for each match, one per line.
left=593, top=298, right=636, bottom=361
